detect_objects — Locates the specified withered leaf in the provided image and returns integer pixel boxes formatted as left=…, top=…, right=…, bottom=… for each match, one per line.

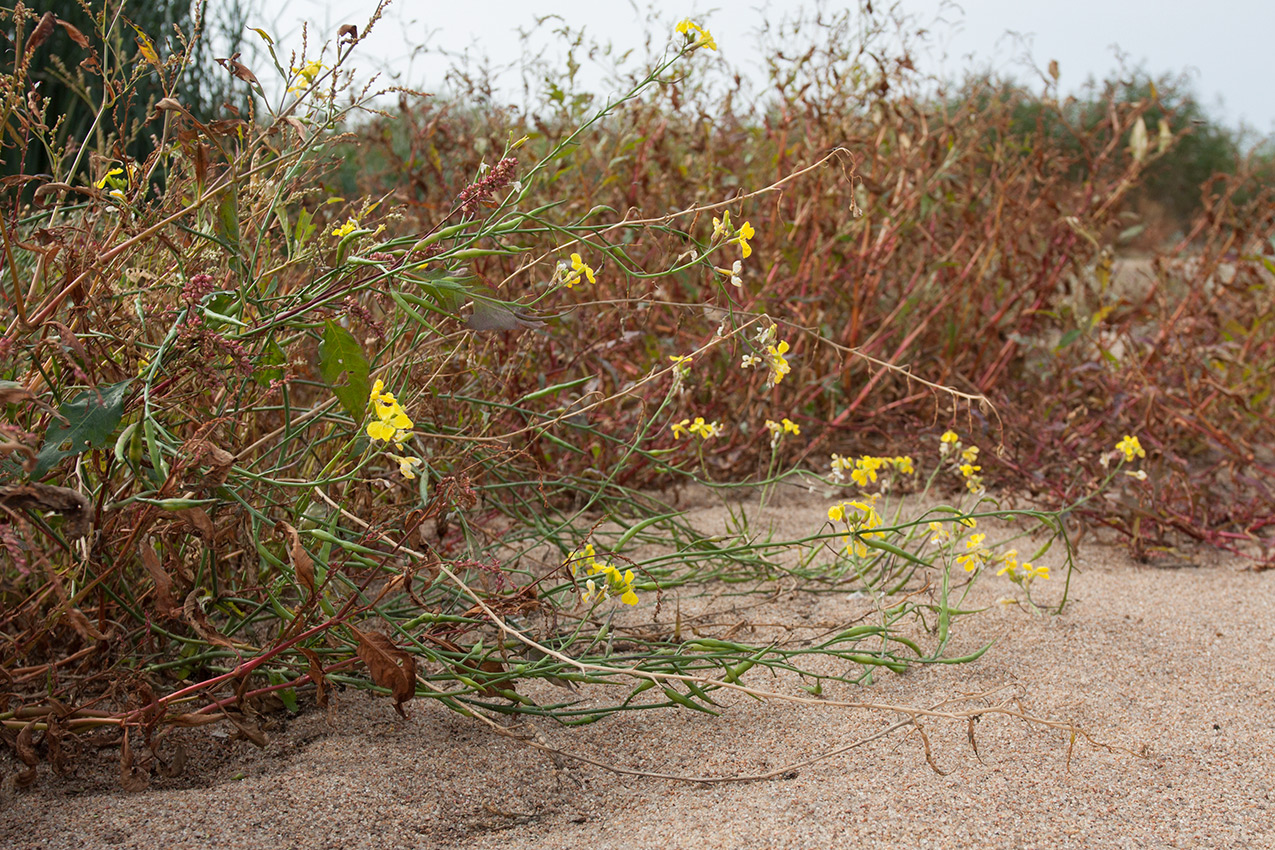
left=182, top=590, right=236, bottom=649
left=139, top=539, right=179, bottom=618
left=157, top=739, right=186, bottom=778
left=215, top=53, right=259, bottom=86
left=465, top=300, right=546, bottom=332
left=0, top=383, right=35, bottom=406
left=474, top=658, right=510, bottom=698
left=223, top=710, right=268, bottom=748
left=119, top=731, right=150, bottom=792
left=207, top=118, right=248, bottom=136
left=177, top=507, right=214, bottom=539
left=339, top=24, right=358, bottom=43
left=197, top=442, right=235, bottom=488
left=45, top=718, right=71, bottom=777
left=15, top=721, right=38, bottom=767
left=167, top=712, right=224, bottom=728
left=351, top=627, right=416, bottom=718
left=0, top=483, right=91, bottom=539
left=275, top=521, right=315, bottom=598
left=300, top=648, right=328, bottom=708
left=56, top=19, right=91, bottom=48
left=154, top=97, right=186, bottom=113
left=25, top=12, right=55, bottom=54
left=60, top=605, right=106, bottom=642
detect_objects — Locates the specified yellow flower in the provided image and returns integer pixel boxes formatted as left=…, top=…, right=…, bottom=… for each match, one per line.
left=366, top=380, right=414, bottom=445
left=331, top=218, right=359, bottom=238
left=961, top=445, right=979, bottom=464
left=1026, top=563, right=1050, bottom=580
left=781, top=418, right=800, bottom=436
left=712, top=210, right=733, bottom=240
left=570, top=252, right=597, bottom=287
left=671, top=419, right=691, bottom=439
left=736, top=221, right=755, bottom=258
left=892, top=456, right=915, bottom=475
left=941, top=430, right=959, bottom=444
left=1116, top=434, right=1146, bottom=462
left=675, top=19, right=717, bottom=51
left=717, top=260, right=744, bottom=288
left=765, top=339, right=791, bottom=387
left=669, top=354, right=693, bottom=369
left=828, top=504, right=845, bottom=522
left=928, top=521, right=949, bottom=544
left=288, top=60, right=326, bottom=93
left=95, top=167, right=125, bottom=190
left=387, top=453, right=423, bottom=479
left=959, top=463, right=981, bottom=478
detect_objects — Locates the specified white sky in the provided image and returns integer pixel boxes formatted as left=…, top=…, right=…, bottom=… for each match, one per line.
left=255, top=0, right=1273, bottom=135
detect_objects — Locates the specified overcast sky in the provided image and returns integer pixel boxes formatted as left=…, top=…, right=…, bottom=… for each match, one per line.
left=265, top=0, right=1273, bottom=135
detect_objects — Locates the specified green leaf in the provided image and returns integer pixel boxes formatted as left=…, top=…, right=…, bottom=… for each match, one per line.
left=1053, top=328, right=1082, bottom=352
left=35, top=380, right=132, bottom=477
left=318, top=321, right=369, bottom=421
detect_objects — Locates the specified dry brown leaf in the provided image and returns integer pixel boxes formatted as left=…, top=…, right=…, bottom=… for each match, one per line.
left=154, top=97, right=185, bottom=112
left=0, top=483, right=91, bottom=539
left=15, top=721, right=38, bottom=767
left=300, top=648, right=328, bottom=708
left=25, top=12, right=55, bottom=54
left=275, top=521, right=315, bottom=598
left=0, top=385, right=35, bottom=405
left=182, top=590, right=236, bottom=649
left=156, top=739, right=186, bottom=778
left=139, top=539, right=179, bottom=618
left=223, top=710, right=268, bottom=748
left=191, top=442, right=235, bottom=488
left=60, top=605, right=106, bottom=642
left=474, top=658, right=510, bottom=698
left=119, top=731, right=150, bottom=792
left=44, top=718, right=71, bottom=777
left=351, top=627, right=416, bottom=718
left=339, top=24, right=358, bottom=43
left=215, top=53, right=258, bottom=85
left=56, top=18, right=90, bottom=48
left=167, top=712, right=224, bottom=728
left=177, top=507, right=214, bottom=539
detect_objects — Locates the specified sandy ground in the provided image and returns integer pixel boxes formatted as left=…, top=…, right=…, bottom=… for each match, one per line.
left=3, top=488, right=1273, bottom=850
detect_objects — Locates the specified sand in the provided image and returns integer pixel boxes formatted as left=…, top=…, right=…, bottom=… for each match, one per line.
left=3, top=489, right=1273, bottom=850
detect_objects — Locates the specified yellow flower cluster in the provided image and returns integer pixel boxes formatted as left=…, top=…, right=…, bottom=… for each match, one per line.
left=671, top=416, right=725, bottom=440
left=941, top=431, right=984, bottom=494
left=561, top=252, right=597, bottom=289
left=995, top=549, right=1050, bottom=582
left=331, top=217, right=359, bottom=239
left=568, top=543, right=639, bottom=606
left=764, top=418, right=800, bottom=449
left=1116, top=434, right=1145, bottom=462
left=764, top=339, right=791, bottom=387
left=830, top=454, right=915, bottom=488
left=711, top=210, right=756, bottom=259
left=288, top=60, right=326, bottom=94
left=765, top=418, right=800, bottom=437
left=956, top=533, right=988, bottom=573
left=675, top=19, right=718, bottom=51
left=827, top=497, right=885, bottom=558
left=366, top=379, right=413, bottom=447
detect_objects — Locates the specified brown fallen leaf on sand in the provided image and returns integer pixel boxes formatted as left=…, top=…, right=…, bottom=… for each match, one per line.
left=350, top=627, right=417, bottom=718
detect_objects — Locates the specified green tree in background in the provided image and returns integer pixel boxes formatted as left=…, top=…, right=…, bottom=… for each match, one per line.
left=1, top=0, right=250, bottom=185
